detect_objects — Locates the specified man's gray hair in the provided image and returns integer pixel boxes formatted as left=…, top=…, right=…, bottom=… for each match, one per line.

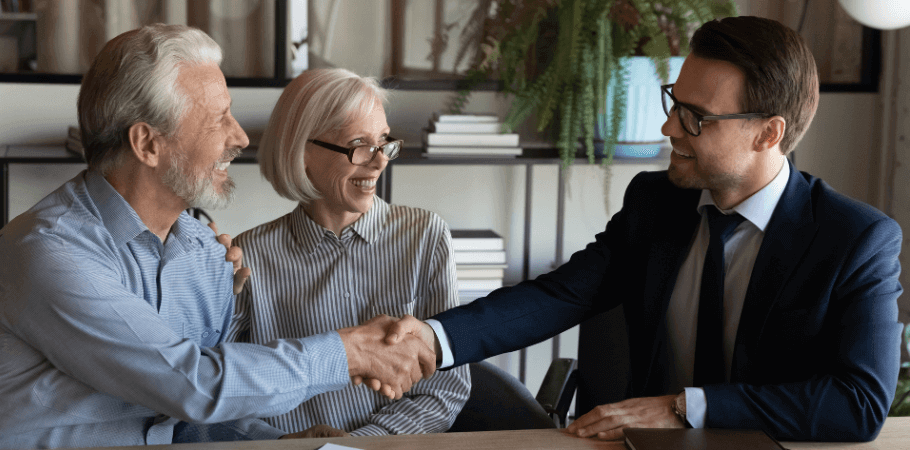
left=258, top=68, right=388, bottom=204
left=77, top=24, right=222, bottom=175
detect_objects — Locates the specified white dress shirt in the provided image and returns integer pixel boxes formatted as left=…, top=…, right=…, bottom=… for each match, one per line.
left=674, top=161, right=789, bottom=427
left=430, top=160, right=790, bottom=427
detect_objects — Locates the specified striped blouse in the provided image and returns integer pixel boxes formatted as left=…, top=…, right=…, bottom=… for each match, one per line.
left=226, top=196, right=470, bottom=436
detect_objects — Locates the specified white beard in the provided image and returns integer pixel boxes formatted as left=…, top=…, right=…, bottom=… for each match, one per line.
left=161, top=148, right=237, bottom=211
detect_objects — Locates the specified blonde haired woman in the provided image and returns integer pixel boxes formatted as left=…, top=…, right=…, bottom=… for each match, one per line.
left=226, top=68, right=469, bottom=437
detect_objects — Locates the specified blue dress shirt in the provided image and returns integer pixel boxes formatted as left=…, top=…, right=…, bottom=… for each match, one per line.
left=0, top=171, right=349, bottom=449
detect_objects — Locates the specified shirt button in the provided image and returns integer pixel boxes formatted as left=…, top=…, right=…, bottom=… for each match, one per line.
left=202, top=332, right=210, bottom=337
left=344, top=292, right=351, bottom=298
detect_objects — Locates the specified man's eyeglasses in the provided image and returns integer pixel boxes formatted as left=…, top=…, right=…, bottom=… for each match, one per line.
left=308, top=137, right=403, bottom=165
left=661, top=84, right=771, bottom=137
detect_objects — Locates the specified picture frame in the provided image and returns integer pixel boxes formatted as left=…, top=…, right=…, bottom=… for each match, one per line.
left=749, top=0, right=881, bottom=93
left=0, top=0, right=291, bottom=88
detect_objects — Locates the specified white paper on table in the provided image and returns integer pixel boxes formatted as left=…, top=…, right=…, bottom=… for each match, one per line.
left=317, top=444, right=362, bottom=450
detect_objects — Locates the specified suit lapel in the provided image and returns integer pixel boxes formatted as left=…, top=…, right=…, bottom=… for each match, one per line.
left=638, top=184, right=702, bottom=393
left=731, top=162, right=818, bottom=379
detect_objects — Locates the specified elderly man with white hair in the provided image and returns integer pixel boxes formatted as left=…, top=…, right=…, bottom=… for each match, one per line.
left=0, top=24, right=434, bottom=449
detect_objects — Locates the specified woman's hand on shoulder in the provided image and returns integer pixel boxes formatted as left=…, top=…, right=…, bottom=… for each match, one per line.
left=208, top=222, right=252, bottom=294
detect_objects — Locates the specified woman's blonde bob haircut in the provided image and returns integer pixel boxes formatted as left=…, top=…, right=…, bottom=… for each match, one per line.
left=258, top=68, right=388, bottom=204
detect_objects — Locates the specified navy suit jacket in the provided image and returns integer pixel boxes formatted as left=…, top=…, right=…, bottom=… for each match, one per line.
left=433, top=162, right=903, bottom=441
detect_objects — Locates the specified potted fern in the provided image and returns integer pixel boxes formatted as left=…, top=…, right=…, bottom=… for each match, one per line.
left=451, top=0, right=737, bottom=166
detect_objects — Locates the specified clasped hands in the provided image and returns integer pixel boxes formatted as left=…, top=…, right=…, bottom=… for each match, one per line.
left=209, top=223, right=436, bottom=400
left=338, top=314, right=438, bottom=400
left=342, top=315, right=437, bottom=399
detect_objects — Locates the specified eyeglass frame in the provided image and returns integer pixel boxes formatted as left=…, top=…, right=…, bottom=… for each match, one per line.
left=307, top=136, right=403, bottom=165
left=661, top=84, right=772, bottom=137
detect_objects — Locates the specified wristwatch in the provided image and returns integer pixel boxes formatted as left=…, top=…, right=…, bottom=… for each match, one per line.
left=671, top=391, right=689, bottom=426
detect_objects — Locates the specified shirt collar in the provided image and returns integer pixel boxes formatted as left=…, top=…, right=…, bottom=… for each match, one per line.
left=170, top=210, right=207, bottom=250
left=697, top=158, right=790, bottom=232
left=84, top=169, right=204, bottom=250
left=351, top=196, right=389, bottom=245
left=290, top=195, right=389, bottom=253
left=289, top=204, right=329, bottom=254
left=85, top=170, right=148, bottom=247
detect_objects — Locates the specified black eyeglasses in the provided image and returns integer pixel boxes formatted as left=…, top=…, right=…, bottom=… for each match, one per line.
left=661, top=84, right=771, bottom=137
left=307, top=137, right=403, bottom=165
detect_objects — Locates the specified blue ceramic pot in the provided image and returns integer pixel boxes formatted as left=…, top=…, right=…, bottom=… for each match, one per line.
left=595, top=56, right=685, bottom=158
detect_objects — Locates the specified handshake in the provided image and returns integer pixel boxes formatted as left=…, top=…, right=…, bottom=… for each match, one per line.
left=218, top=226, right=440, bottom=399
left=337, top=314, right=437, bottom=399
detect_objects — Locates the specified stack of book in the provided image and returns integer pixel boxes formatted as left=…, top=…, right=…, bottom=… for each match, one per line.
left=424, top=113, right=522, bottom=158
left=451, top=229, right=507, bottom=305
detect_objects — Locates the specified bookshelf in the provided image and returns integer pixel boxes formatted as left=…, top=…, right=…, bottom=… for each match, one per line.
left=0, top=143, right=669, bottom=384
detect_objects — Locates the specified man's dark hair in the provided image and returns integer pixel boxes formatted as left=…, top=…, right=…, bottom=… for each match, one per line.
left=690, top=16, right=819, bottom=155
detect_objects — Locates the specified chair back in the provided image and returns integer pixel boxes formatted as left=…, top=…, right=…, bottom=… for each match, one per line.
left=448, top=361, right=556, bottom=432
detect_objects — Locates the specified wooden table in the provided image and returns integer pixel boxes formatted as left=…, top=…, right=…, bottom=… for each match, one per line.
left=80, top=417, right=910, bottom=450
left=784, top=416, right=910, bottom=449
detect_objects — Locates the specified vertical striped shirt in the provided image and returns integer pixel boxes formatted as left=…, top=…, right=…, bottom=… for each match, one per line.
left=226, top=196, right=470, bottom=436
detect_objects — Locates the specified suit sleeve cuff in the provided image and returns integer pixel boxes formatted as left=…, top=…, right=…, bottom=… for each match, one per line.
left=426, top=319, right=454, bottom=369
left=684, top=387, right=707, bottom=428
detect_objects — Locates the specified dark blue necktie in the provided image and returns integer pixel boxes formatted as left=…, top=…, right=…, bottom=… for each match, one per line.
left=693, top=206, right=745, bottom=387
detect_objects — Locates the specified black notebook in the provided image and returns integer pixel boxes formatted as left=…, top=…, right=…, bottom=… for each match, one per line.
left=624, top=428, right=786, bottom=450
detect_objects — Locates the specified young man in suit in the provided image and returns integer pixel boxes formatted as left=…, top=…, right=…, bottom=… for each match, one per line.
left=384, top=16, right=903, bottom=442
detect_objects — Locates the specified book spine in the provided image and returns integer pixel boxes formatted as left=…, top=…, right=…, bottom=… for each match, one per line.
left=425, top=133, right=519, bottom=147
left=432, top=121, right=503, bottom=134
left=451, top=239, right=504, bottom=251
left=433, top=113, right=499, bottom=123
left=425, top=146, right=522, bottom=154
left=453, top=251, right=507, bottom=264
left=457, top=279, right=503, bottom=291
left=456, top=269, right=505, bottom=279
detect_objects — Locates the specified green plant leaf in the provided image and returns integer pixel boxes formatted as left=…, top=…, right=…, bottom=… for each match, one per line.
left=558, top=86, right=576, bottom=168
left=455, top=0, right=736, bottom=165
left=890, top=374, right=910, bottom=416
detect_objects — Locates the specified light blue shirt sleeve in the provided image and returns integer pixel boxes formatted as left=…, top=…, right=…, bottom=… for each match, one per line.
left=0, top=172, right=352, bottom=448
left=684, top=387, right=707, bottom=428
left=426, top=319, right=455, bottom=368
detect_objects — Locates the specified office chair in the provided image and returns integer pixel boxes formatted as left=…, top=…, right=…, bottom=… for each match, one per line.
left=535, top=358, right=578, bottom=428
left=447, top=306, right=630, bottom=432
left=448, top=359, right=577, bottom=432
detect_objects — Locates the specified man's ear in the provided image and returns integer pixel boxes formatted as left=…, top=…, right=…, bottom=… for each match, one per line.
left=755, top=116, right=786, bottom=152
left=127, top=122, right=165, bottom=168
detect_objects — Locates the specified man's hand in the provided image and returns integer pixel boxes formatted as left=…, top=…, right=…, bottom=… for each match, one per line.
left=338, top=314, right=436, bottom=400
left=279, top=424, right=350, bottom=439
left=208, top=222, right=251, bottom=294
left=384, top=314, right=436, bottom=350
left=566, top=395, right=684, bottom=440
left=351, top=315, right=439, bottom=394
